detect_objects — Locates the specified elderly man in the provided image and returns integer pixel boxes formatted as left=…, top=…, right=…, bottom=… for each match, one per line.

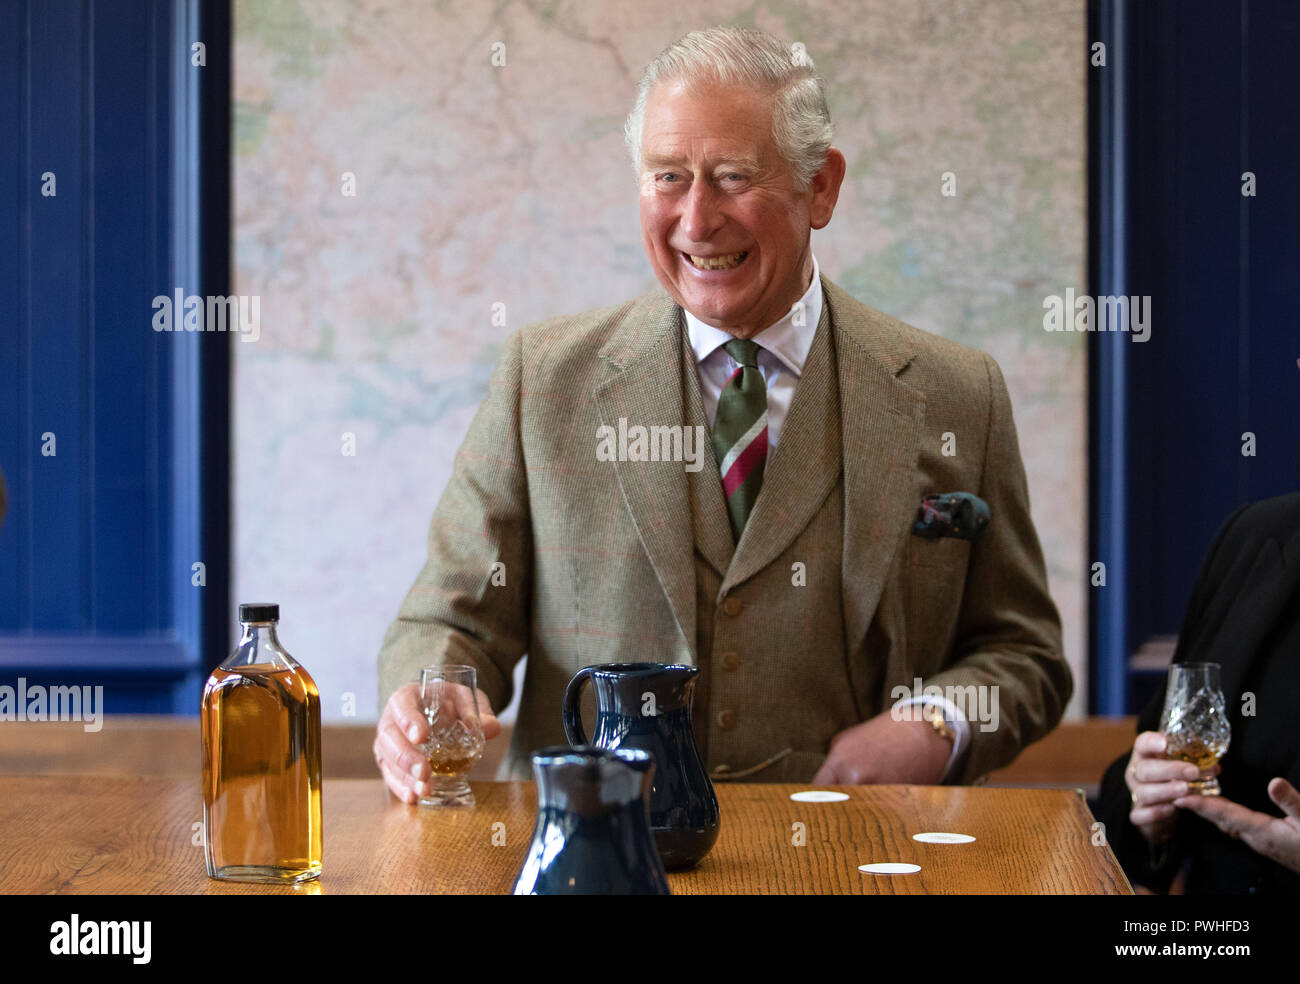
left=374, top=26, right=1071, bottom=801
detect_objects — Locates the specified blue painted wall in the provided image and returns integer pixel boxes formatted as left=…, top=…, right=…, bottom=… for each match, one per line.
left=1092, top=0, right=1300, bottom=713
left=0, top=0, right=230, bottom=713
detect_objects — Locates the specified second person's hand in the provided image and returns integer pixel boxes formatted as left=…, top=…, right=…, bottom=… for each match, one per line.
left=1125, top=730, right=1208, bottom=844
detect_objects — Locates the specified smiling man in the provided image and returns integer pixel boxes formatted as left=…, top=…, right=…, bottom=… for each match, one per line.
left=637, top=83, right=829, bottom=340
left=374, top=26, right=1071, bottom=800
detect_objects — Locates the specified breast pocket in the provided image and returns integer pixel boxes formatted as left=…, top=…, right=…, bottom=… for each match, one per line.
left=905, top=536, right=971, bottom=675
left=908, top=536, right=972, bottom=571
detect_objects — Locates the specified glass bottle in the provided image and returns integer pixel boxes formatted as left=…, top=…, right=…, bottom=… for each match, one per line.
left=202, top=603, right=322, bottom=883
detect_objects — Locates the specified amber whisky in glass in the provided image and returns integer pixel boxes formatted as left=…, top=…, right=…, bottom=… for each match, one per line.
left=1160, top=662, right=1231, bottom=796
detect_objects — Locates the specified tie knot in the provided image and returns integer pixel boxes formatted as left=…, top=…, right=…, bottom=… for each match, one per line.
left=723, top=338, right=761, bottom=369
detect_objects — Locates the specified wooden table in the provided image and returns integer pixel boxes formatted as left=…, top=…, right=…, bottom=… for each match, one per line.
left=0, top=776, right=1131, bottom=894
left=0, top=715, right=1141, bottom=792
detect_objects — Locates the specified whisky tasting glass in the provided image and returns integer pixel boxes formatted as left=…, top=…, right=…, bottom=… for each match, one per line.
left=418, top=665, right=485, bottom=807
left=1159, top=662, right=1231, bottom=796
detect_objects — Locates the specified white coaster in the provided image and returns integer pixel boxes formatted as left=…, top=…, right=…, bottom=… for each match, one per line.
left=858, top=862, right=921, bottom=875
left=789, top=790, right=850, bottom=803
left=912, top=832, right=976, bottom=844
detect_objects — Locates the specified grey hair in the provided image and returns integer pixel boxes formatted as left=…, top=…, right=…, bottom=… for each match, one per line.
left=624, top=25, right=834, bottom=190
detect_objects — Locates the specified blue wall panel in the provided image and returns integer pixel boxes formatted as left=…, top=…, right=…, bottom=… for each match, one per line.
left=0, top=3, right=18, bottom=629
left=0, top=0, right=229, bottom=713
left=90, top=0, right=161, bottom=633
left=26, top=1, right=90, bottom=631
left=1092, top=0, right=1300, bottom=713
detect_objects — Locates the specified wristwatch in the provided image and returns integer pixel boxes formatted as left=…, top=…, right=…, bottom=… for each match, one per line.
left=922, top=703, right=955, bottom=745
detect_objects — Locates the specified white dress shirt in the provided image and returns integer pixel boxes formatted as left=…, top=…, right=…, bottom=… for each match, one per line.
left=682, top=251, right=970, bottom=783
left=684, top=253, right=823, bottom=453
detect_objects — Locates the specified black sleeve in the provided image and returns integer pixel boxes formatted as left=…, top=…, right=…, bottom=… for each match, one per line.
left=1093, top=500, right=1253, bottom=892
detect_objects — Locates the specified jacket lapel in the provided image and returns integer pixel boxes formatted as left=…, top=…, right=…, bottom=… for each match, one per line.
left=822, top=278, right=926, bottom=665
left=720, top=299, right=841, bottom=591
left=593, top=291, right=699, bottom=658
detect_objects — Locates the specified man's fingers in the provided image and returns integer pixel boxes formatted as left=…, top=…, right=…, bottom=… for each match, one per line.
left=387, top=684, right=427, bottom=744
left=1129, top=732, right=1199, bottom=784
left=1133, top=731, right=1168, bottom=758
left=819, top=757, right=869, bottom=785
left=375, top=726, right=429, bottom=798
left=1131, top=778, right=1190, bottom=807
left=1130, top=803, right=1175, bottom=827
left=1180, top=793, right=1300, bottom=869
left=1133, top=757, right=1199, bottom=784
left=423, top=682, right=489, bottom=728
left=475, top=688, right=501, bottom=739
left=1174, top=794, right=1261, bottom=838
left=1269, top=778, right=1300, bottom=820
left=379, top=758, right=418, bottom=805
left=377, top=716, right=428, bottom=786
left=452, top=683, right=494, bottom=733
left=377, top=677, right=497, bottom=806
left=424, top=682, right=500, bottom=739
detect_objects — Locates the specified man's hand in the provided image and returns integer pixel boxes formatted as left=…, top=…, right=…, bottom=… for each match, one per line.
left=811, top=709, right=951, bottom=785
left=1125, top=731, right=1203, bottom=845
left=374, top=682, right=502, bottom=804
left=1174, top=777, right=1300, bottom=874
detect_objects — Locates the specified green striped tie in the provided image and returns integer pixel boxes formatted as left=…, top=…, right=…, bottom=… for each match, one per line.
left=711, top=338, right=768, bottom=541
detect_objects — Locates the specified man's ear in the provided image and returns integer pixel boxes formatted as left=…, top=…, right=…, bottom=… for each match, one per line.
left=808, top=148, right=846, bottom=230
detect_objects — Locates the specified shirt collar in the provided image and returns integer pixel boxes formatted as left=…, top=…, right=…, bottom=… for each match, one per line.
left=684, top=252, right=822, bottom=377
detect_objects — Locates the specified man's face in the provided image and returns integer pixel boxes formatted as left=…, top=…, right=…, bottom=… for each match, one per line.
left=637, top=81, right=842, bottom=339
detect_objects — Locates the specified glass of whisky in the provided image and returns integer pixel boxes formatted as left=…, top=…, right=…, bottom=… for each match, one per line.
left=417, top=665, right=485, bottom=807
left=1159, top=662, right=1231, bottom=796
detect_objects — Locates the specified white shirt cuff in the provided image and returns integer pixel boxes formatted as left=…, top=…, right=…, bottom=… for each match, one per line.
left=893, top=694, right=970, bottom=783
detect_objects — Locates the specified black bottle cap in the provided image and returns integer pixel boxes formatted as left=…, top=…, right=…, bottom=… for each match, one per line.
left=238, top=603, right=279, bottom=623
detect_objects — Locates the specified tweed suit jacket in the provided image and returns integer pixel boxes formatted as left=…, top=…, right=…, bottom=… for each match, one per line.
left=377, top=275, right=1071, bottom=783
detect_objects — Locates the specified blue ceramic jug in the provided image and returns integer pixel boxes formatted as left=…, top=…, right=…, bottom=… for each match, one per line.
left=512, top=746, right=670, bottom=895
left=562, top=662, right=720, bottom=869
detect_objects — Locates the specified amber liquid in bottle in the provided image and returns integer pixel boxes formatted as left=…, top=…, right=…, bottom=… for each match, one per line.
left=202, top=607, right=322, bottom=883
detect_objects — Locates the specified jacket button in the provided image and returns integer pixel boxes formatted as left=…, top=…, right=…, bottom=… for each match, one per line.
left=722, top=597, right=743, bottom=617
left=721, top=651, right=740, bottom=671
left=717, top=709, right=736, bottom=729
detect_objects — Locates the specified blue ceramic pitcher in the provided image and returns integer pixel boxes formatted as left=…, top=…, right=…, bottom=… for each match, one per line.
left=562, top=662, right=720, bottom=869
left=512, top=745, right=670, bottom=895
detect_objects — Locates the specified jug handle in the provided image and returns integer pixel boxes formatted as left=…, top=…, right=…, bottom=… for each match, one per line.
left=562, top=667, right=594, bottom=745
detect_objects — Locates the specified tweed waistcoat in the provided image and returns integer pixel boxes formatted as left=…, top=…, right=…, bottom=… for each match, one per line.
left=680, top=305, right=871, bottom=781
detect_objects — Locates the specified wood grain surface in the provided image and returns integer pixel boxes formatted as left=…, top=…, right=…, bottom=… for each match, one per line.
left=0, top=776, right=1131, bottom=894
left=0, top=715, right=1138, bottom=788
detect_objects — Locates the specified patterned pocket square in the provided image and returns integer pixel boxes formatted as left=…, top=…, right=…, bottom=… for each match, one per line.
left=912, top=492, right=990, bottom=541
